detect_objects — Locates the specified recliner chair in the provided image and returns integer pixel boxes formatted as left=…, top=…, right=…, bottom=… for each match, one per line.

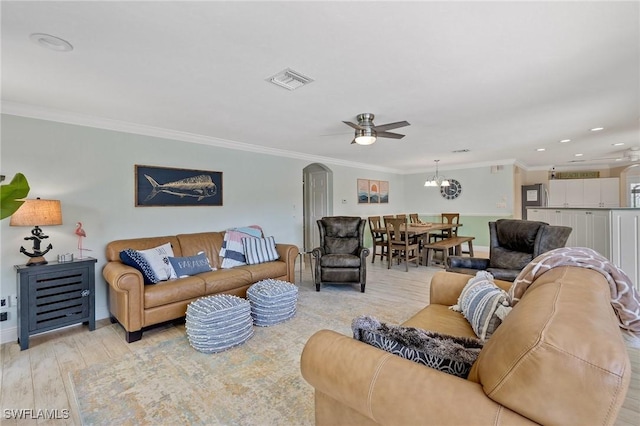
left=313, top=216, right=369, bottom=292
left=446, top=219, right=572, bottom=281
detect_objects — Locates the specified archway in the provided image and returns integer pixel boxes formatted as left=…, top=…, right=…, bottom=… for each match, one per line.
left=620, top=164, right=640, bottom=207
left=302, top=163, right=333, bottom=253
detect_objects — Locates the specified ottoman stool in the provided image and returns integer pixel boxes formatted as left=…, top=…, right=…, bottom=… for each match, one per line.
left=185, top=294, right=253, bottom=353
left=247, top=279, right=298, bottom=327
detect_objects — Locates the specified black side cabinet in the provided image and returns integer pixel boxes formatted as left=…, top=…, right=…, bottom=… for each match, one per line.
left=15, top=257, right=97, bottom=350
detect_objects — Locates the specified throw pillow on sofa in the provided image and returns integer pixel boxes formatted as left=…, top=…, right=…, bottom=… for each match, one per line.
left=169, top=252, right=214, bottom=277
left=450, top=271, right=512, bottom=340
left=120, top=249, right=158, bottom=284
left=220, top=226, right=263, bottom=269
left=119, top=242, right=177, bottom=284
left=242, top=236, right=279, bottom=265
left=352, top=315, right=484, bottom=379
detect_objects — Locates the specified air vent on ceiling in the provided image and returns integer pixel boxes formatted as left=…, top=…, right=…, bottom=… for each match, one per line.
left=267, top=68, right=314, bottom=91
left=452, top=149, right=470, bottom=153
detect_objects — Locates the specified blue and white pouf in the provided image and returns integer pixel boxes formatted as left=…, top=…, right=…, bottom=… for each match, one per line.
left=247, top=279, right=298, bottom=326
left=185, top=294, right=253, bottom=353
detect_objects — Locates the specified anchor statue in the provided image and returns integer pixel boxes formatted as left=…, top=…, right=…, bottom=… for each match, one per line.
left=20, top=225, right=53, bottom=266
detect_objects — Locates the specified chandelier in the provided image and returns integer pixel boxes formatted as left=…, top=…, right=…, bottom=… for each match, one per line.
left=424, top=160, right=450, bottom=187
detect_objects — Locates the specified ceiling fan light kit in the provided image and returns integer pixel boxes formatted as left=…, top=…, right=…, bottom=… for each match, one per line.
left=343, top=113, right=410, bottom=145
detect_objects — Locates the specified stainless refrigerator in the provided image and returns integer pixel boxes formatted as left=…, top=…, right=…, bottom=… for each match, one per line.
left=521, top=183, right=547, bottom=219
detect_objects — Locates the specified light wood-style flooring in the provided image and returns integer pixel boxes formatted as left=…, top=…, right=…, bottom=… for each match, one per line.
left=1, top=259, right=638, bottom=425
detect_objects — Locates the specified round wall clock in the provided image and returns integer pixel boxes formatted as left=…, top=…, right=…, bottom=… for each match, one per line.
left=440, top=179, right=462, bottom=200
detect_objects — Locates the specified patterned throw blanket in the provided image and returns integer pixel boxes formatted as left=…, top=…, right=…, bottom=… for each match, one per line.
left=510, top=247, right=640, bottom=340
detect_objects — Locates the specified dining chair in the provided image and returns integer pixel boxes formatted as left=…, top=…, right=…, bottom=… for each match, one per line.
left=430, top=212, right=460, bottom=242
left=385, top=218, right=420, bottom=271
left=382, top=215, right=395, bottom=227
left=367, top=216, right=386, bottom=263
left=396, top=214, right=407, bottom=221
left=409, top=213, right=420, bottom=224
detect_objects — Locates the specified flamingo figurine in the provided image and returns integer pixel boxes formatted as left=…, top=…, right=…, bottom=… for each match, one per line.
left=75, top=222, right=91, bottom=258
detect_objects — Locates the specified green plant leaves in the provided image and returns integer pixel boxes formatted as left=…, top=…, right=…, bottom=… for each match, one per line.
left=1, top=173, right=30, bottom=220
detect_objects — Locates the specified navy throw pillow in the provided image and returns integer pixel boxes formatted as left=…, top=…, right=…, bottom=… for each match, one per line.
left=169, top=252, right=213, bottom=277
left=120, top=249, right=158, bottom=284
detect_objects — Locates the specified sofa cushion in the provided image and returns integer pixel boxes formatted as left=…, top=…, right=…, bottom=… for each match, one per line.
left=352, top=315, right=483, bottom=378
left=242, top=236, right=279, bottom=265
left=144, top=275, right=206, bottom=308
left=199, top=268, right=254, bottom=294
left=451, top=272, right=512, bottom=340
left=168, top=252, right=213, bottom=277
left=236, top=261, right=288, bottom=283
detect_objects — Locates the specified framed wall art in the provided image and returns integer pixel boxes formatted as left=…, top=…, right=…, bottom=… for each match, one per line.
left=135, top=165, right=223, bottom=207
left=357, top=179, right=389, bottom=204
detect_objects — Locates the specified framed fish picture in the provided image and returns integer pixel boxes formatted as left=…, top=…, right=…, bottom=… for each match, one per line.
left=135, top=165, right=223, bottom=207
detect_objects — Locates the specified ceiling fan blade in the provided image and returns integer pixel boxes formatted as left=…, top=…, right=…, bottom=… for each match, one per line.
left=343, top=121, right=365, bottom=130
left=377, top=131, right=405, bottom=139
left=372, top=120, right=410, bottom=132
left=350, top=138, right=357, bottom=144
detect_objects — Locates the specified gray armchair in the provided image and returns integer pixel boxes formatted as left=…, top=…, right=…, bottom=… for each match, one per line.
left=312, top=216, right=370, bottom=292
left=446, top=219, right=572, bottom=281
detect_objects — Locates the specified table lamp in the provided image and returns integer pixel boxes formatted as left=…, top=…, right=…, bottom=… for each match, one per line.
left=10, top=198, right=63, bottom=266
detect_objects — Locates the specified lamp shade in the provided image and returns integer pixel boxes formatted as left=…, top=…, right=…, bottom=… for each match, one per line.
left=10, top=199, right=62, bottom=226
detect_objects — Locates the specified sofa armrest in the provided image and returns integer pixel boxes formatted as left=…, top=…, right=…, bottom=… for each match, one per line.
left=301, top=330, right=532, bottom=425
left=275, top=243, right=299, bottom=283
left=102, top=261, right=145, bottom=332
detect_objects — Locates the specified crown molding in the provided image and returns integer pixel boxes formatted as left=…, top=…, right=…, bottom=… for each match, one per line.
left=1, top=102, right=403, bottom=174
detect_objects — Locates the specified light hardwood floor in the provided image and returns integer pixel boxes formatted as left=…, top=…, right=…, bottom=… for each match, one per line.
left=1, top=260, right=638, bottom=425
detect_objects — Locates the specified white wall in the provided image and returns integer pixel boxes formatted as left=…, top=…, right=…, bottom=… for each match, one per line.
left=0, top=114, right=408, bottom=342
left=0, top=114, right=514, bottom=343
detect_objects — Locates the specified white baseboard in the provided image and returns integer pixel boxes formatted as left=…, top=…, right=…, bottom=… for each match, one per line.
left=0, top=325, right=17, bottom=345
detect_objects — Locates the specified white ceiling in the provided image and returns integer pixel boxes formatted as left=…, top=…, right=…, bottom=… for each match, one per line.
left=2, top=1, right=639, bottom=174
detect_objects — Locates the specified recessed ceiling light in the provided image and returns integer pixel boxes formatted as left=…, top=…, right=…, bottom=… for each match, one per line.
left=612, top=142, right=625, bottom=146
left=559, top=139, right=571, bottom=143
left=536, top=148, right=546, bottom=152
left=575, top=153, right=583, bottom=157
left=590, top=127, right=604, bottom=132
left=615, top=158, right=623, bottom=161
left=29, top=33, right=73, bottom=52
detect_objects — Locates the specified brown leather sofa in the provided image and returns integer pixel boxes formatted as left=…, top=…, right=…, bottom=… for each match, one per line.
left=104, top=231, right=298, bottom=342
left=301, top=268, right=631, bottom=425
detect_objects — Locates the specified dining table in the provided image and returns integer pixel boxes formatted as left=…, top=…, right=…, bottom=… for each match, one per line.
left=373, top=222, right=462, bottom=240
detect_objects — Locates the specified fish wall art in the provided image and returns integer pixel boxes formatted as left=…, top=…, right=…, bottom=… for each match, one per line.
left=135, top=165, right=223, bottom=207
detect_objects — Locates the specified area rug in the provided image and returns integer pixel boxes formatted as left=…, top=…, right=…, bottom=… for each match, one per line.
left=69, top=280, right=429, bottom=425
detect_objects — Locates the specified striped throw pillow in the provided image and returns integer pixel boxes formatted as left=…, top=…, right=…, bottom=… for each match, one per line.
left=242, top=236, right=279, bottom=265
left=451, top=271, right=512, bottom=340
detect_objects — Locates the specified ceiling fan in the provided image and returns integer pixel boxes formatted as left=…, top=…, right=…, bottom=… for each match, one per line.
left=343, top=113, right=410, bottom=145
left=579, top=146, right=640, bottom=163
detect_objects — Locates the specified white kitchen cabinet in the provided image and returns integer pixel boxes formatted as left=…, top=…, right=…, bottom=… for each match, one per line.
left=524, top=207, right=639, bottom=289
left=583, top=178, right=620, bottom=207
left=572, top=210, right=610, bottom=257
left=548, top=178, right=620, bottom=208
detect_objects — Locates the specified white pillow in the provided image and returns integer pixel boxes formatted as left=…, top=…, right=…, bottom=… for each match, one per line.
left=138, top=242, right=177, bottom=281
